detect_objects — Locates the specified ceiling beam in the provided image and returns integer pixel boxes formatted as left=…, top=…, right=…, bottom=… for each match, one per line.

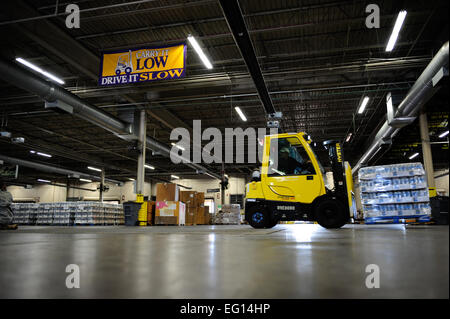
left=218, top=0, right=275, bottom=115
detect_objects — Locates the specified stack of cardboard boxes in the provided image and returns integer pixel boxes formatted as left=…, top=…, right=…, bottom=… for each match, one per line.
left=180, top=191, right=197, bottom=225
left=180, top=190, right=209, bottom=225
left=154, top=183, right=186, bottom=225
left=153, top=183, right=211, bottom=226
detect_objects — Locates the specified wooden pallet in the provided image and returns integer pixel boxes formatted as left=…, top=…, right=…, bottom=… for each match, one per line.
left=364, top=215, right=431, bottom=224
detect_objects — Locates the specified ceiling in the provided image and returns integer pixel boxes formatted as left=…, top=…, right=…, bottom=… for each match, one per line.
left=0, top=0, right=448, bottom=186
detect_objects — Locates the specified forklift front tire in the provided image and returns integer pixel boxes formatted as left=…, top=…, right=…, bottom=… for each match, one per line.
left=314, top=198, right=348, bottom=229
left=247, top=206, right=268, bottom=229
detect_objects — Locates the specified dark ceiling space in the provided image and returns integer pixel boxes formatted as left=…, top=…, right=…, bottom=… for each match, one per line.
left=0, top=0, right=448, bottom=185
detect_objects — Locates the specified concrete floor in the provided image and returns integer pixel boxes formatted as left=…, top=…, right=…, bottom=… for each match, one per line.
left=0, top=224, right=448, bottom=299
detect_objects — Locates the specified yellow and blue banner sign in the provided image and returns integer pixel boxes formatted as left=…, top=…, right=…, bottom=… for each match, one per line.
left=99, top=43, right=186, bottom=86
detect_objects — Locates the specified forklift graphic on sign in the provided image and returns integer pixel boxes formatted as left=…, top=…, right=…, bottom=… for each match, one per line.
left=115, top=50, right=133, bottom=75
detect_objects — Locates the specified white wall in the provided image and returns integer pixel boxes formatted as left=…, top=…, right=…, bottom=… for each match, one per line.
left=435, top=169, right=449, bottom=196
left=170, top=176, right=246, bottom=213
left=8, top=181, right=152, bottom=203
left=7, top=177, right=247, bottom=209
left=8, top=184, right=66, bottom=203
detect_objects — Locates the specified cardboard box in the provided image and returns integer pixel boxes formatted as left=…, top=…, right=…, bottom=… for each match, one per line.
left=180, top=191, right=197, bottom=207
left=156, top=183, right=180, bottom=202
left=154, top=216, right=178, bottom=225
left=196, top=207, right=205, bottom=225
left=155, top=201, right=185, bottom=225
left=185, top=205, right=197, bottom=225
left=146, top=201, right=155, bottom=225
left=204, top=206, right=210, bottom=225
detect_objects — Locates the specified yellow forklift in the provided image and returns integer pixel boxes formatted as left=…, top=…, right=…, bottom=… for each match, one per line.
left=244, top=132, right=354, bottom=229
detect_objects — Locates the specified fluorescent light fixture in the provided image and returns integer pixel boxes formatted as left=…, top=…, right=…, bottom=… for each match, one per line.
left=79, top=178, right=92, bottom=183
left=171, top=175, right=180, bottom=179
left=87, top=166, right=102, bottom=172
left=144, top=164, right=155, bottom=170
left=36, top=152, right=52, bottom=158
left=187, top=35, right=213, bottom=69
left=16, top=57, right=65, bottom=85
left=30, top=150, right=36, bottom=154
left=439, top=130, right=449, bottom=138
left=385, top=11, right=407, bottom=52
left=128, top=178, right=135, bottom=181
left=409, top=152, right=419, bottom=160
left=171, top=142, right=185, bottom=151
left=37, top=179, right=51, bottom=183
left=234, top=106, right=247, bottom=121
left=358, top=96, right=370, bottom=114
left=346, top=133, right=353, bottom=142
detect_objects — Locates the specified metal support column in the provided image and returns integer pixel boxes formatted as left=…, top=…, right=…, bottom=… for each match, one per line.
left=136, top=109, right=147, bottom=195
left=100, top=169, right=105, bottom=202
left=66, top=179, right=70, bottom=201
left=419, top=112, right=436, bottom=196
left=221, top=162, right=225, bottom=206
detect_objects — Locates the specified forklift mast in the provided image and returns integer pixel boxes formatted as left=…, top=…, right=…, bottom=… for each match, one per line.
left=323, top=140, right=347, bottom=196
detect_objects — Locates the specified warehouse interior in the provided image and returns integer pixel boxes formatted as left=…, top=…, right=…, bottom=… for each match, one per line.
left=0, top=0, right=448, bottom=299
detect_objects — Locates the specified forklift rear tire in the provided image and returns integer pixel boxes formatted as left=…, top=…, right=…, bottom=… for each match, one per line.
left=314, top=198, right=348, bottom=229
left=247, top=206, right=269, bottom=229
left=265, top=218, right=278, bottom=228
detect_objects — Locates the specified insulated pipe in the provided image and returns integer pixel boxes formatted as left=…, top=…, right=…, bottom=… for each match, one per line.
left=0, top=154, right=122, bottom=184
left=353, top=41, right=449, bottom=174
left=0, top=58, right=132, bottom=135
left=145, top=137, right=222, bottom=180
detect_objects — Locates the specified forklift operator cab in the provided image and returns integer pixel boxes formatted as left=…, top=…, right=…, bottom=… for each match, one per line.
left=245, top=132, right=353, bottom=229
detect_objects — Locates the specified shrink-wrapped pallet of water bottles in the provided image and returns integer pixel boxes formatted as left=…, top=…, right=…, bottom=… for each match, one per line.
left=358, top=163, right=431, bottom=224
left=11, top=202, right=125, bottom=226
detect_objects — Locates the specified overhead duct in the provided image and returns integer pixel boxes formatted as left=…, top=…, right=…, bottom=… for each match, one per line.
left=353, top=41, right=449, bottom=174
left=0, top=154, right=122, bottom=184
left=0, top=58, right=221, bottom=179
left=0, top=58, right=132, bottom=136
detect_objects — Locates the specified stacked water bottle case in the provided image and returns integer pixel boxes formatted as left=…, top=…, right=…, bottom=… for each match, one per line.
left=358, top=163, right=431, bottom=224
left=9, top=203, right=39, bottom=225
left=11, top=202, right=125, bottom=226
